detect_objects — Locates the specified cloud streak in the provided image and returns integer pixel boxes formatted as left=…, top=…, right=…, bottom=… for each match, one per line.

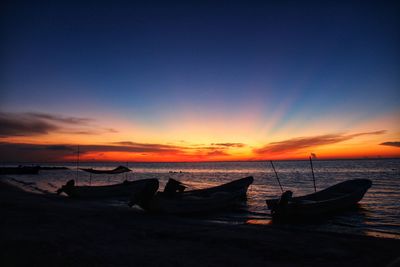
left=0, top=113, right=58, bottom=137
left=254, top=130, right=386, bottom=154
left=25, top=112, right=93, bottom=125
left=207, top=150, right=230, bottom=157
left=113, top=141, right=245, bottom=152
left=0, top=139, right=242, bottom=162
left=380, top=141, right=400, bottom=148
left=0, top=141, right=186, bottom=162
left=87, top=144, right=182, bottom=153
left=0, top=112, right=117, bottom=137
left=210, top=143, right=246, bottom=148
left=112, top=141, right=184, bottom=152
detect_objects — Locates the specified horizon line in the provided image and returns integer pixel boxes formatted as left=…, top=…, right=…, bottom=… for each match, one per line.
left=2, top=157, right=399, bottom=165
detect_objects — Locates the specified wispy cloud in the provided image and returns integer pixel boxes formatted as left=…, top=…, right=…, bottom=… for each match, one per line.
left=254, top=130, right=386, bottom=154
left=104, top=128, right=118, bottom=133
left=45, top=145, right=75, bottom=151
left=207, top=150, right=230, bottom=156
left=0, top=113, right=58, bottom=137
left=112, top=141, right=183, bottom=152
left=380, top=141, right=400, bottom=148
left=348, top=130, right=386, bottom=138
left=59, top=129, right=119, bottom=135
left=114, top=141, right=245, bottom=152
left=25, top=112, right=93, bottom=125
left=211, top=143, right=246, bottom=148
left=0, top=112, right=117, bottom=137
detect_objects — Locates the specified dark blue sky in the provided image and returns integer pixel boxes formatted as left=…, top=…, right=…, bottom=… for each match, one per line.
left=1, top=0, right=399, bottom=147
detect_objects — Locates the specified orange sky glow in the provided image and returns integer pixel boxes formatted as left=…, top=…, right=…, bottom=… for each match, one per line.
left=1, top=109, right=399, bottom=162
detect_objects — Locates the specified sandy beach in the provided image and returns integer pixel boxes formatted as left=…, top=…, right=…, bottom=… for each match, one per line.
left=1, top=179, right=399, bottom=267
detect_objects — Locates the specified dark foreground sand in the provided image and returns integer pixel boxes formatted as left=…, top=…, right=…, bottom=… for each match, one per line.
left=1, top=180, right=399, bottom=267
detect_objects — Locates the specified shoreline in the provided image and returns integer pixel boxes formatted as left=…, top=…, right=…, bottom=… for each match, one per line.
left=1, top=179, right=399, bottom=266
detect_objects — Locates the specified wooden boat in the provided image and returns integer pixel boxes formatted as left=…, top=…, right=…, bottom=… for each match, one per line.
left=136, top=176, right=254, bottom=214
left=0, top=166, right=40, bottom=175
left=57, top=179, right=159, bottom=203
left=80, top=165, right=131, bottom=174
left=266, top=179, right=372, bottom=219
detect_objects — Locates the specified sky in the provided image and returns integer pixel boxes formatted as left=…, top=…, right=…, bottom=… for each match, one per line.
left=1, top=0, right=399, bottom=162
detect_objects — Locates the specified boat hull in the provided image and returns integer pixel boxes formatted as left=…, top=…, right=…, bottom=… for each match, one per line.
left=140, top=176, right=253, bottom=214
left=58, top=179, right=159, bottom=201
left=266, top=179, right=372, bottom=219
left=80, top=165, right=131, bottom=174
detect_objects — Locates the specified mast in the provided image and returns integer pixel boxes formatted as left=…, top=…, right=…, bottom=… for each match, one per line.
left=270, top=161, right=284, bottom=193
left=76, top=145, right=80, bottom=185
left=309, top=156, right=316, bottom=192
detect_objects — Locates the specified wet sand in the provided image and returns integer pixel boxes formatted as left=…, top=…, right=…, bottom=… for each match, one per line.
left=1, top=179, right=399, bottom=267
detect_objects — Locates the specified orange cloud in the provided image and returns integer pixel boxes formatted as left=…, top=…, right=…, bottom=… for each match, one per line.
left=210, top=143, right=246, bottom=148
left=254, top=130, right=386, bottom=155
left=206, top=150, right=230, bottom=157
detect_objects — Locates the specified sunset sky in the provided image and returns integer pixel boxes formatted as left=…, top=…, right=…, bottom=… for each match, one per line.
left=1, top=0, right=399, bottom=162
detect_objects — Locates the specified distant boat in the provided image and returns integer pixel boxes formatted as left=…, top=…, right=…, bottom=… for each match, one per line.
left=135, top=176, right=254, bottom=214
left=266, top=179, right=372, bottom=219
left=38, top=166, right=69, bottom=170
left=0, top=166, right=40, bottom=175
left=80, top=165, right=131, bottom=174
left=57, top=179, right=159, bottom=202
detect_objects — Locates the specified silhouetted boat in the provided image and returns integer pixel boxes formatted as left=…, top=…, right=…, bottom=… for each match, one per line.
left=0, top=166, right=40, bottom=175
left=266, top=179, right=372, bottom=219
left=135, top=176, right=253, bottom=214
left=80, top=165, right=131, bottom=174
left=57, top=179, right=159, bottom=202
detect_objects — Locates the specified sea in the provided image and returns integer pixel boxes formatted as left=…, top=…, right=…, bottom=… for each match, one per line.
left=2, top=159, right=400, bottom=239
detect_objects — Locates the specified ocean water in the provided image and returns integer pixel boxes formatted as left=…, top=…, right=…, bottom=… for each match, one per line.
left=3, top=159, right=400, bottom=239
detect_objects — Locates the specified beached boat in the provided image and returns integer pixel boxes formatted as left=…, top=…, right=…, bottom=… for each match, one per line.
left=135, top=176, right=254, bottom=214
left=57, top=179, right=159, bottom=203
left=80, top=165, right=131, bottom=174
left=266, top=179, right=372, bottom=219
left=0, top=166, right=40, bottom=175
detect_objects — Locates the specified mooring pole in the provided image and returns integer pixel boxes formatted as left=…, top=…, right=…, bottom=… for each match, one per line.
left=125, top=161, right=128, bottom=181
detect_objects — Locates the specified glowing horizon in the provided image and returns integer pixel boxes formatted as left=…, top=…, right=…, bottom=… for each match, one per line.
left=0, top=109, right=399, bottom=162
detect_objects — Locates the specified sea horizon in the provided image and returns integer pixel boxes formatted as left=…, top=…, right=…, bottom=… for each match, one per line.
left=2, top=156, right=400, bottom=165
